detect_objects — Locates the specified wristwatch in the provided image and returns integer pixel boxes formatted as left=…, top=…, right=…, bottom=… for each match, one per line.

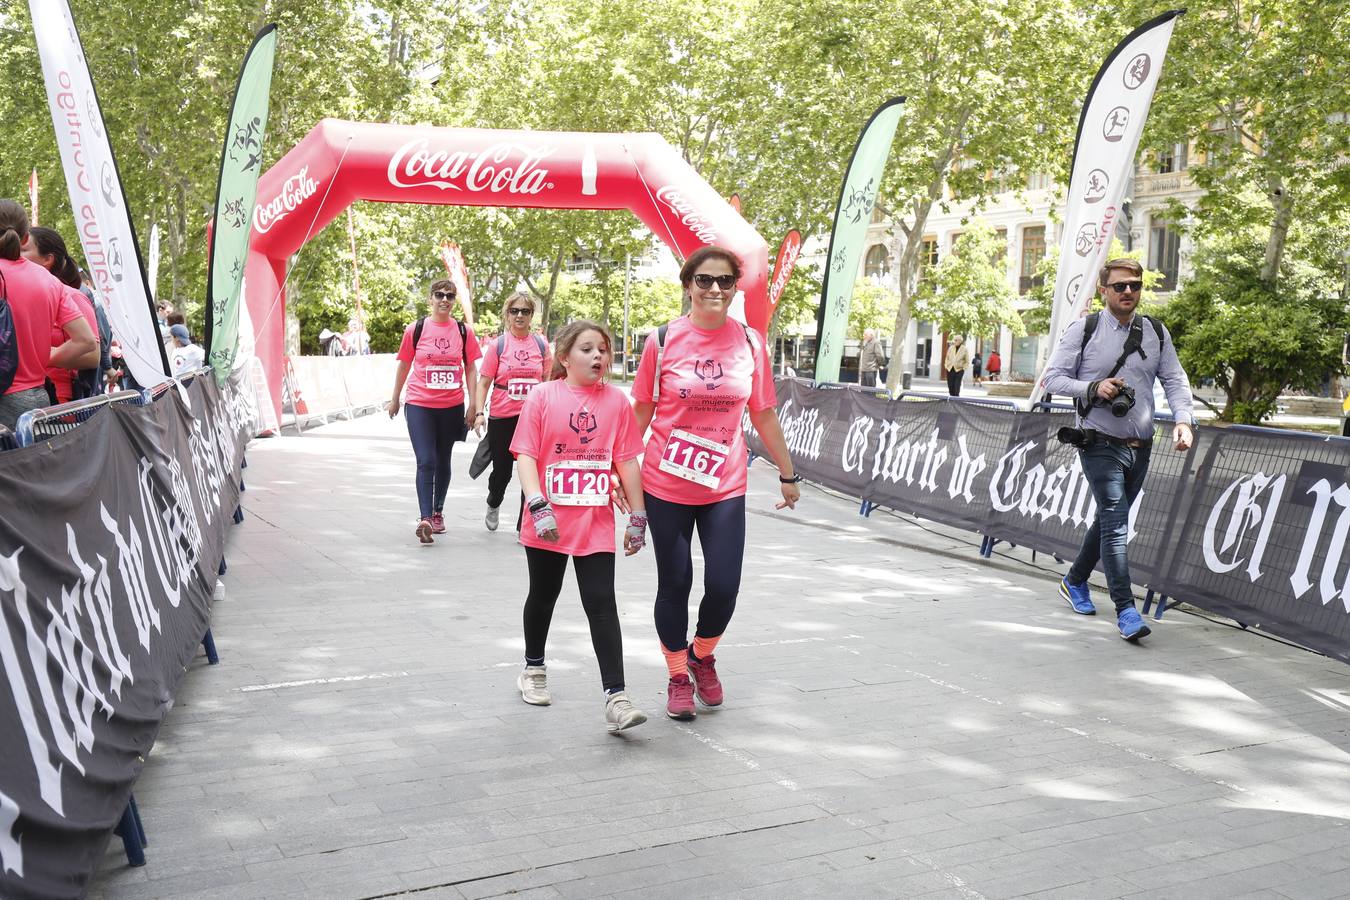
left=779, top=474, right=803, bottom=484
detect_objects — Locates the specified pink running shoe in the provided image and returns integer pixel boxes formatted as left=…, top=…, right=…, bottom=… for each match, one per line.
left=687, top=654, right=723, bottom=707
left=666, top=674, right=696, bottom=720
left=429, top=512, right=446, bottom=534
left=415, top=518, right=434, bottom=544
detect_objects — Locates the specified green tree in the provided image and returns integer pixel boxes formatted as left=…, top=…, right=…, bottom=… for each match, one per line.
left=847, top=280, right=900, bottom=339
left=911, top=219, right=1024, bottom=340
left=1157, top=227, right=1349, bottom=424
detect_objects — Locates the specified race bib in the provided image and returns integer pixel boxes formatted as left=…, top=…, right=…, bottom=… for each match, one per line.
left=545, top=458, right=612, bottom=507
left=658, top=428, right=729, bottom=489
left=506, top=377, right=539, bottom=401
left=425, top=364, right=461, bottom=390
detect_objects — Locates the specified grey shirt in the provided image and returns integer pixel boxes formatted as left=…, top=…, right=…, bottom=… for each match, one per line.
left=1041, top=313, right=1195, bottom=440
left=858, top=337, right=886, bottom=373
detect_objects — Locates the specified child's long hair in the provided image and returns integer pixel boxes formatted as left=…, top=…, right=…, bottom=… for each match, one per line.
left=549, top=319, right=613, bottom=382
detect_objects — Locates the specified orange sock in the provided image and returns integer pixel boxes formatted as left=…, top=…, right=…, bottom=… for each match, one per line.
left=691, top=635, right=721, bottom=660
left=661, top=643, right=688, bottom=678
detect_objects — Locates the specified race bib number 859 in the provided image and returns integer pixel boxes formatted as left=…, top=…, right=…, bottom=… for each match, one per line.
left=425, top=365, right=461, bottom=390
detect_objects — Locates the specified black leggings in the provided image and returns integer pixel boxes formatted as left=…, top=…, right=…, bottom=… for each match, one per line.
left=523, top=547, right=625, bottom=693
left=486, top=414, right=524, bottom=529
left=646, top=492, right=746, bottom=652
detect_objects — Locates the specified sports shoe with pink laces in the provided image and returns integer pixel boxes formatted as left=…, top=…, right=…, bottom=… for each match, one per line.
left=666, top=674, right=696, bottom=720
left=429, top=512, right=446, bottom=534
left=687, top=654, right=724, bottom=707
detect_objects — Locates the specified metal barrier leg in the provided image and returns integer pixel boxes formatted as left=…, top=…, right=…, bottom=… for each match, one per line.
left=858, top=500, right=877, bottom=518
left=202, top=629, right=220, bottom=665
left=218, top=557, right=227, bottom=576
left=114, top=796, right=147, bottom=867
left=1142, top=589, right=1156, bottom=617
left=233, top=505, right=244, bottom=524
left=239, top=478, right=245, bottom=493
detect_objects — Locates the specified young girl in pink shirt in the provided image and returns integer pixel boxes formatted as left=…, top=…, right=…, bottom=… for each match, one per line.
left=510, top=320, right=649, bottom=733
left=632, top=246, right=802, bottom=721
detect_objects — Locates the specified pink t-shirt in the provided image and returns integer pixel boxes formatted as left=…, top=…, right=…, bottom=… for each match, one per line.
left=47, top=285, right=99, bottom=403
left=510, top=379, right=644, bottom=557
left=480, top=332, right=550, bottom=419
left=0, top=257, right=81, bottom=395
left=632, top=316, right=776, bottom=504
left=396, top=318, right=482, bottom=408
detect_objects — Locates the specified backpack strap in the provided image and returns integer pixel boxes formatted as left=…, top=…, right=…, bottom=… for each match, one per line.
left=411, top=316, right=426, bottom=353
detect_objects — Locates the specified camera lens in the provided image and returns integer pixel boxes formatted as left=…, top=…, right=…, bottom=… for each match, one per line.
left=1110, top=387, right=1135, bottom=417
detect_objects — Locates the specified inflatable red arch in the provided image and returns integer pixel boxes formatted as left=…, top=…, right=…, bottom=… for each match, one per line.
left=244, top=119, right=770, bottom=419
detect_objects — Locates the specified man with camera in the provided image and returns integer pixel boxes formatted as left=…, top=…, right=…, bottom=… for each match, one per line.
left=1042, top=258, right=1195, bottom=641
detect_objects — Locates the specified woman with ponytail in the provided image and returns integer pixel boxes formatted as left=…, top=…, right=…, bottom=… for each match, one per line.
left=22, top=226, right=105, bottom=402
left=0, top=200, right=96, bottom=428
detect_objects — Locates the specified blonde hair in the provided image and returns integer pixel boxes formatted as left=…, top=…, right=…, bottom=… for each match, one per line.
left=500, top=291, right=538, bottom=324
left=549, top=320, right=612, bottom=381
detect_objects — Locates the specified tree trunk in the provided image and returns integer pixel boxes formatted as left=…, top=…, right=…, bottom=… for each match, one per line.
left=884, top=196, right=935, bottom=394
left=1259, top=172, right=1293, bottom=289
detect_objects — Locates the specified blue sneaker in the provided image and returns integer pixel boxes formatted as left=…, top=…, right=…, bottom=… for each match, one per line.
left=1117, top=607, right=1151, bottom=642
left=1060, top=577, right=1096, bottom=615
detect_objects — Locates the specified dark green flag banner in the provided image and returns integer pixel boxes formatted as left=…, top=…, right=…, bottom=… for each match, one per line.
left=813, top=97, right=906, bottom=383
left=205, top=24, right=278, bottom=384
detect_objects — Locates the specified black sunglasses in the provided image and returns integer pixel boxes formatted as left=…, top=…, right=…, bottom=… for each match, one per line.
left=432, top=290, right=456, bottom=300
left=693, top=273, right=737, bottom=290
left=507, top=307, right=533, bottom=316
left=1108, top=280, right=1143, bottom=294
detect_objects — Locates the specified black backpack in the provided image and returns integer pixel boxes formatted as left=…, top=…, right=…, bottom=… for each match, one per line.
left=0, top=271, right=18, bottom=395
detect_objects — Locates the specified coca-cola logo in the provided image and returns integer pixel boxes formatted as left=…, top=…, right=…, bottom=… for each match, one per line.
left=655, top=185, right=719, bottom=243
left=254, top=166, right=318, bottom=234
left=387, top=140, right=556, bottom=194
left=769, top=232, right=802, bottom=306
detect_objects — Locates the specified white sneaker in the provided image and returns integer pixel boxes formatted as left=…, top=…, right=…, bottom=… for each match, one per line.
left=485, top=504, right=500, bottom=532
left=604, top=691, right=647, bottom=733
left=517, top=666, right=550, bottom=705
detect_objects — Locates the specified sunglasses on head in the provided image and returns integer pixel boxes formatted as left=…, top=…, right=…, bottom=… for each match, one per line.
left=693, top=273, right=737, bottom=290
left=507, top=307, right=533, bottom=316
left=432, top=290, right=456, bottom=301
left=1108, top=280, right=1143, bottom=294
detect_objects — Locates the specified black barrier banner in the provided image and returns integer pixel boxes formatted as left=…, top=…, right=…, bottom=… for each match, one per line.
left=0, top=376, right=250, bottom=899
left=751, top=379, right=1350, bottom=664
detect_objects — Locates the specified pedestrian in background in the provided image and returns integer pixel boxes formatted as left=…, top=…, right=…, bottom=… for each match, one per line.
left=858, top=328, right=886, bottom=388
left=943, top=335, right=970, bottom=396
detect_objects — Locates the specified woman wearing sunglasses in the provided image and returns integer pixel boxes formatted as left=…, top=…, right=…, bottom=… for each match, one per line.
left=473, top=292, right=549, bottom=532
left=388, top=279, right=482, bottom=543
left=632, top=246, right=801, bottom=721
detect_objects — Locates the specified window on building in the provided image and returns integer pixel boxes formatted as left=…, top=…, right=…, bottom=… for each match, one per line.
left=1150, top=220, right=1182, bottom=291
left=1019, top=226, right=1045, bottom=293
left=1027, top=172, right=1053, bottom=191
left=995, top=228, right=1009, bottom=263
left=921, top=237, right=939, bottom=271
left=864, top=244, right=890, bottom=280
left=1156, top=142, right=1189, bottom=174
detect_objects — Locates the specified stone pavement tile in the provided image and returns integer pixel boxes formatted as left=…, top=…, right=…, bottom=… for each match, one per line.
left=1274, top=867, right=1350, bottom=900
left=1023, top=874, right=1139, bottom=899
left=1129, top=861, right=1310, bottom=900
left=455, top=861, right=588, bottom=899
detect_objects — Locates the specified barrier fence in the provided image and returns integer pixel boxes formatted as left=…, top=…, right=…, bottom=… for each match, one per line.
left=748, top=378, right=1350, bottom=664
left=282, top=353, right=398, bottom=429
left=0, top=371, right=251, bottom=899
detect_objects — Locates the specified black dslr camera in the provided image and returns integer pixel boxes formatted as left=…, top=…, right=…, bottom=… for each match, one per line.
left=1097, top=384, right=1136, bottom=418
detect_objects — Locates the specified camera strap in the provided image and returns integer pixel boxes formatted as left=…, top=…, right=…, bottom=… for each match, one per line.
left=1075, top=313, right=1149, bottom=417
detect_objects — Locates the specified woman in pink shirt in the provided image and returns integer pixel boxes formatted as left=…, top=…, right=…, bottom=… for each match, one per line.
left=0, top=200, right=97, bottom=430
left=510, top=320, right=649, bottom=734
left=23, top=226, right=101, bottom=403
left=387, top=279, right=481, bottom=543
left=473, top=292, right=549, bottom=533
left=632, top=246, right=801, bottom=721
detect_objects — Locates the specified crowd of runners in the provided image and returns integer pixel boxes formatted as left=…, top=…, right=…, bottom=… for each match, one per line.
left=387, top=246, right=800, bottom=733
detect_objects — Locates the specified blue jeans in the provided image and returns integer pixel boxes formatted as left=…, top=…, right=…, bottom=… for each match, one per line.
left=1067, top=440, right=1152, bottom=613
left=405, top=403, right=464, bottom=518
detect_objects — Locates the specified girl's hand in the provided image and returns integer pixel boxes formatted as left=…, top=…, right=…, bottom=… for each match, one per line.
left=776, top=481, right=801, bottom=511
left=623, top=511, right=647, bottom=556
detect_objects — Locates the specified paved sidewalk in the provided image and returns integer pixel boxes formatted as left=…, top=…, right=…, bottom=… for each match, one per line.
left=92, top=413, right=1350, bottom=899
